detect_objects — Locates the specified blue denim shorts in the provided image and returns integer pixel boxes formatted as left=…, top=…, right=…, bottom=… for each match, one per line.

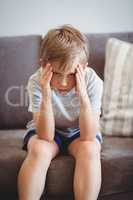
left=22, top=129, right=102, bottom=153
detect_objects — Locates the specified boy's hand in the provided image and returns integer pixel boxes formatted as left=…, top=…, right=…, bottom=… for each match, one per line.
left=75, top=64, right=88, bottom=104
left=39, top=63, right=53, bottom=100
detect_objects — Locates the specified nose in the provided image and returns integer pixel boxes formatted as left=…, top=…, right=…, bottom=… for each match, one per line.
left=59, top=77, right=68, bottom=87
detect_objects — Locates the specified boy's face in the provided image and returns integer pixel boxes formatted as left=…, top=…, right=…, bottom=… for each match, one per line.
left=50, top=61, right=77, bottom=93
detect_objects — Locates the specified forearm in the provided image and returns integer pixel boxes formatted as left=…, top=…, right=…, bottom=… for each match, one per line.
left=36, top=97, right=55, bottom=142
left=79, top=96, right=97, bottom=141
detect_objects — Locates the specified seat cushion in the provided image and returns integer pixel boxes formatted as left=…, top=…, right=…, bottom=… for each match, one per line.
left=0, top=130, right=133, bottom=199
left=101, top=136, right=133, bottom=197
left=0, top=130, right=26, bottom=199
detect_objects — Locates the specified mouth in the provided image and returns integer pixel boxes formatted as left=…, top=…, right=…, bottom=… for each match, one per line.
left=58, top=89, right=68, bottom=92
left=56, top=88, right=70, bottom=93
left=53, top=87, right=74, bottom=93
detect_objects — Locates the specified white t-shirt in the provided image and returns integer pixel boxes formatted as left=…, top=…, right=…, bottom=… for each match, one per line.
left=26, top=66, right=103, bottom=138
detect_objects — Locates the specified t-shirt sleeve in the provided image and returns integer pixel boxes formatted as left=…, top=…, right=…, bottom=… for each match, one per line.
left=86, top=69, right=103, bottom=115
left=26, top=77, right=42, bottom=113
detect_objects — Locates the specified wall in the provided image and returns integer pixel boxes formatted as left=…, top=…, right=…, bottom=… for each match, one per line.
left=0, top=0, right=133, bottom=36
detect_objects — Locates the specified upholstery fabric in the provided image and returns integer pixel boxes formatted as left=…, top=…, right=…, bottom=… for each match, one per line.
left=0, top=35, right=41, bottom=129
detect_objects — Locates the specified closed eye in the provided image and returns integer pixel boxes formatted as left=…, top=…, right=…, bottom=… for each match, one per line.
left=53, top=72, right=75, bottom=78
left=53, top=72, right=59, bottom=75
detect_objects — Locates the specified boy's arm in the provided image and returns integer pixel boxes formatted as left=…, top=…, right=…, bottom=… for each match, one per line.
left=34, top=97, right=55, bottom=142
left=79, top=96, right=99, bottom=141
left=33, top=63, right=55, bottom=142
left=76, top=64, right=99, bottom=141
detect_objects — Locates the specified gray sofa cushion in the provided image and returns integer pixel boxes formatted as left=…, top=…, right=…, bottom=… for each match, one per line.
left=0, top=35, right=41, bottom=129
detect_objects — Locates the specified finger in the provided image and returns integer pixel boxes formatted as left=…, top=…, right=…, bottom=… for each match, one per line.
left=40, top=66, right=52, bottom=83
left=76, top=67, right=82, bottom=81
left=43, top=68, right=53, bottom=82
left=47, top=71, right=53, bottom=82
left=43, top=63, right=51, bottom=74
left=78, top=64, right=86, bottom=84
left=41, top=68, right=52, bottom=82
left=85, top=62, right=88, bottom=67
left=42, top=62, right=50, bottom=69
left=77, top=64, right=84, bottom=77
left=75, top=73, right=80, bottom=95
left=41, top=63, right=51, bottom=77
left=45, top=62, right=51, bottom=68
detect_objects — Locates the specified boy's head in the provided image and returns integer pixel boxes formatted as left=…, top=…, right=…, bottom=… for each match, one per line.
left=40, top=24, right=89, bottom=92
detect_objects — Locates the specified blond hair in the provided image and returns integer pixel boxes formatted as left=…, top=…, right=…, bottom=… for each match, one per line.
left=40, top=24, right=89, bottom=71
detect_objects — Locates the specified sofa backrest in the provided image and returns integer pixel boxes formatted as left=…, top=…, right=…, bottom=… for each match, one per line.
left=86, top=32, right=133, bottom=80
left=0, top=35, right=41, bottom=129
left=0, top=32, right=133, bottom=129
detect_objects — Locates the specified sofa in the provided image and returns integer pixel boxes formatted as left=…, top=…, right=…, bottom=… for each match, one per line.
left=0, top=32, right=133, bottom=200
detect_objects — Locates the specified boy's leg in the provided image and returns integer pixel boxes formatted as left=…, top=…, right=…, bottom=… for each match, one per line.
left=18, top=135, right=60, bottom=200
left=68, top=138, right=101, bottom=200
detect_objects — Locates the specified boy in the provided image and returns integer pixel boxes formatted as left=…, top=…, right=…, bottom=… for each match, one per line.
left=18, top=25, right=103, bottom=200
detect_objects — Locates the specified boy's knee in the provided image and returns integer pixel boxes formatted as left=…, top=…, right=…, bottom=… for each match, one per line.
left=76, top=140, right=101, bottom=160
left=28, top=139, right=54, bottom=161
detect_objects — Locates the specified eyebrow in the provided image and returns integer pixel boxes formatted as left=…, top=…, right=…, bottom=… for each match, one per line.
left=52, top=71, right=76, bottom=75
